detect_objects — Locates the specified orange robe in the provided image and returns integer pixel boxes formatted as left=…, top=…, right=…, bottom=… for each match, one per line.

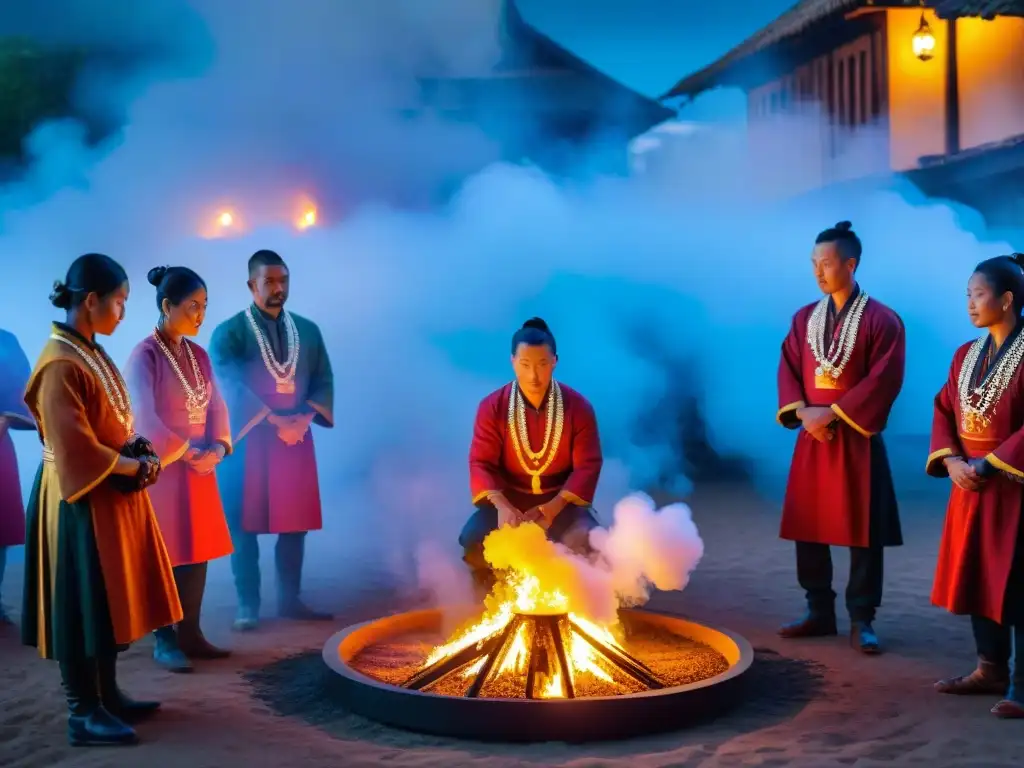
left=22, top=324, right=181, bottom=653
left=124, top=332, right=234, bottom=566
left=776, top=291, right=905, bottom=547
left=928, top=336, right=1024, bottom=623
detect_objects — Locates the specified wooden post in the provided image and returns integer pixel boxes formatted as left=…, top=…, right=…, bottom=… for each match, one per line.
left=945, top=18, right=960, bottom=156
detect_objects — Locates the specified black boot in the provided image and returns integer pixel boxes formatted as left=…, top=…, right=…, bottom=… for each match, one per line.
left=778, top=607, right=838, bottom=639
left=60, top=658, right=137, bottom=746
left=97, top=654, right=160, bottom=723
left=175, top=563, right=230, bottom=659
left=152, top=626, right=192, bottom=673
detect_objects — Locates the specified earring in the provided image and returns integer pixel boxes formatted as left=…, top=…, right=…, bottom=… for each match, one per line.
left=1004, top=305, right=1011, bottom=312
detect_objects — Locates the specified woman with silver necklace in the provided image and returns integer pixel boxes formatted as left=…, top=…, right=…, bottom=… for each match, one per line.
left=22, top=253, right=181, bottom=746
left=929, top=253, right=1024, bottom=719
left=125, top=266, right=234, bottom=673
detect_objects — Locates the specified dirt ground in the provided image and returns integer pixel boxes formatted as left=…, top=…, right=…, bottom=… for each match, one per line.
left=2, top=486, right=1022, bottom=767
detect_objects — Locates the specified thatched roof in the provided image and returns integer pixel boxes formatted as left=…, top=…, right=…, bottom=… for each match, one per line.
left=660, top=0, right=1024, bottom=101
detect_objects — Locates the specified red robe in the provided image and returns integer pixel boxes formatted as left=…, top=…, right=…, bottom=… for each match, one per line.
left=0, top=329, right=35, bottom=547
left=469, top=382, right=602, bottom=512
left=928, top=336, right=1024, bottom=623
left=124, top=334, right=234, bottom=566
left=777, top=291, right=905, bottom=547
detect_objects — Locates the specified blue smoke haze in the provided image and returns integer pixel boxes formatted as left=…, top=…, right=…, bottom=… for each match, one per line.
left=0, top=1, right=1013, bottom=587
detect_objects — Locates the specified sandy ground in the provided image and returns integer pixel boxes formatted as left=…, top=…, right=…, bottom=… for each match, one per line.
left=2, top=486, right=1023, bottom=767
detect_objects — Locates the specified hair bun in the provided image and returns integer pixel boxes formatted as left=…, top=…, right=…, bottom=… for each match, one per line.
left=49, top=280, right=72, bottom=309
left=522, top=317, right=550, bottom=333
left=835, top=221, right=852, bottom=232
left=147, top=266, right=168, bottom=286
left=1009, top=253, right=1024, bottom=270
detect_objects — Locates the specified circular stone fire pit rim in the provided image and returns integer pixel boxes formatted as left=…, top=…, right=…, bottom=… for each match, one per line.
left=322, top=606, right=753, bottom=704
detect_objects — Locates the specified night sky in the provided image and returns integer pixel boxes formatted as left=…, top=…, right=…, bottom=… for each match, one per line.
left=521, top=0, right=795, bottom=118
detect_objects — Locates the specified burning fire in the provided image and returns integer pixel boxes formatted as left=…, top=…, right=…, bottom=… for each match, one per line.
left=408, top=522, right=649, bottom=699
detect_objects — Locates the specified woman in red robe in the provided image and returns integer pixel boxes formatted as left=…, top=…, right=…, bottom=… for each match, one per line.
left=928, top=253, right=1024, bottom=719
left=0, top=329, right=36, bottom=624
left=461, top=318, right=603, bottom=592
left=125, top=266, right=233, bottom=673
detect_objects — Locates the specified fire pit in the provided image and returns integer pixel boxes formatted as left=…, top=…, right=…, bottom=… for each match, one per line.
left=322, top=606, right=754, bottom=741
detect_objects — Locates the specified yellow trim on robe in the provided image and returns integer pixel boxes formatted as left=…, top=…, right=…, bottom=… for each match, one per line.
left=234, top=406, right=271, bottom=443
left=162, top=441, right=191, bottom=468
left=307, top=400, right=334, bottom=427
left=830, top=403, right=873, bottom=438
left=472, top=489, right=495, bottom=505
left=214, top=436, right=234, bottom=455
left=925, top=447, right=955, bottom=474
left=776, top=400, right=805, bottom=425
left=65, top=451, right=120, bottom=505
left=986, top=453, right=1024, bottom=478
left=559, top=490, right=590, bottom=506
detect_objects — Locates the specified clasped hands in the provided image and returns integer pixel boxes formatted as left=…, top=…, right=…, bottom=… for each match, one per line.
left=268, top=412, right=314, bottom=446
left=797, top=406, right=837, bottom=442
left=184, top=443, right=226, bottom=475
left=944, top=456, right=989, bottom=492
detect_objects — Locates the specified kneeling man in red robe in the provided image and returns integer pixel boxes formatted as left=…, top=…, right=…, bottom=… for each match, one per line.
left=461, top=318, right=603, bottom=591
left=776, top=221, right=905, bottom=654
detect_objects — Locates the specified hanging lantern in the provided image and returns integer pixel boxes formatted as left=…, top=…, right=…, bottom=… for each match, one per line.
left=912, top=12, right=936, bottom=61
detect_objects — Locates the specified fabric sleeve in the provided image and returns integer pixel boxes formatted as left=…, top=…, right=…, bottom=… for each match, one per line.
left=36, top=360, right=121, bottom=503
left=559, top=399, right=602, bottom=506
left=204, top=364, right=233, bottom=454
left=124, top=346, right=190, bottom=465
left=777, top=312, right=806, bottom=429
left=1, top=333, right=35, bottom=429
left=831, top=310, right=906, bottom=438
left=469, top=396, right=505, bottom=503
left=926, top=361, right=964, bottom=477
left=985, top=374, right=1024, bottom=480
left=304, top=324, right=334, bottom=428
left=209, top=319, right=270, bottom=443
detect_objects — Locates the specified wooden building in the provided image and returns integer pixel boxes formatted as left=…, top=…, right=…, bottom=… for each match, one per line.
left=417, top=1, right=673, bottom=177
left=660, top=0, right=1024, bottom=225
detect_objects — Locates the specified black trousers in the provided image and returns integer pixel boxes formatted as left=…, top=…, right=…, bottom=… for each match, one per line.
left=229, top=529, right=306, bottom=611
left=796, top=542, right=883, bottom=622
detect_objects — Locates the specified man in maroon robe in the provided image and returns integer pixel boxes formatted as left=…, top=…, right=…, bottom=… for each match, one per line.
left=461, top=318, right=603, bottom=592
left=775, top=221, right=905, bottom=654
left=0, top=329, right=36, bottom=624
left=210, top=250, right=334, bottom=630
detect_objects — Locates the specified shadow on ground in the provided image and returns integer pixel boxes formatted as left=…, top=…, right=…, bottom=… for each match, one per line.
left=245, top=644, right=825, bottom=758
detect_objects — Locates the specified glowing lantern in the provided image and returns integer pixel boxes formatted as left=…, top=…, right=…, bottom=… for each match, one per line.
left=912, top=12, right=935, bottom=61
left=218, top=211, right=234, bottom=227
left=298, top=207, right=317, bottom=229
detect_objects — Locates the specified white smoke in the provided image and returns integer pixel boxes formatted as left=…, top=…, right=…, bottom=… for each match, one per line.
left=590, top=492, right=703, bottom=602
left=0, top=0, right=1017, bottom=611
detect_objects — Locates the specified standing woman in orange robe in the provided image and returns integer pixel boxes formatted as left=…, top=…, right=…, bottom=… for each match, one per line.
left=928, top=253, right=1024, bottom=719
left=0, top=329, right=36, bottom=624
left=21, top=253, right=182, bottom=746
left=125, top=266, right=233, bottom=673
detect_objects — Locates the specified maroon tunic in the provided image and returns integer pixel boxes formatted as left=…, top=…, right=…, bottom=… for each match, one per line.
left=210, top=307, right=333, bottom=534
left=125, top=334, right=234, bottom=566
left=777, top=292, right=905, bottom=547
left=469, top=382, right=602, bottom=512
left=0, top=329, right=35, bottom=547
left=928, top=335, right=1024, bottom=623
